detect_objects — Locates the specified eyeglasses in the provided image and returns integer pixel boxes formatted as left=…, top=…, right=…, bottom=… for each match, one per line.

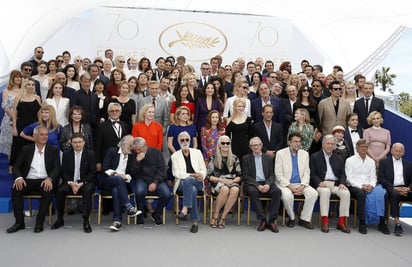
left=269, top=76, right=277, bottom=78
left=119, top=61, right=125, bottom=63
left=312, top=84, right=321, bottom=87
left=221, top=142, right=231, bottom=145
left=36, top=51, right=44, bottom=54
left=23, top=68, right=32, bottom=72
left=109, top=110, right=121, bottom=113
left=225, top=68, right=232, bottom=71
left=57, top=60, right=64, bottom=63
left=170, top=78, right=177, bottom=81
left=76, top=59, right=82, bottom=62
left=333, top=87, right=342, bottom=91
left=302, top=89, right=311, bottom=92
left=250, top=144, right=261, bottom=147
left=179, top=139, right=190, bottom=143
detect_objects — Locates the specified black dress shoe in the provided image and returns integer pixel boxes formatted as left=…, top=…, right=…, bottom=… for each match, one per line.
left=286, top=219, right=296, bottom=228
left=34, top=225, right=44, bottom=233
left=6, top=223, right=25, bottom=233
left=83, top=221, right=92, bottom=233
left=359, top=223, right=367, bottom=234
left=178, top=212, right=187, bottom=221
left=298, top=219, right=314, bottom=229
left=268, top=222, right=279, bottom=233
left=51, top=219, right=64, bottom=230
left=378, top=223, right=390, bottom=235
left=190, top=224, right=198, bottom=233
left=257, top=219, right=267, bottom=231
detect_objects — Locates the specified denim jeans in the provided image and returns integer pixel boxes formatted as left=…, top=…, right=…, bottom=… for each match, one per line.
left=177, top=177, right=203, bottom=222
left=135, top=179, right=171, bottom=217
left=103, top=176, right=130, bottom=222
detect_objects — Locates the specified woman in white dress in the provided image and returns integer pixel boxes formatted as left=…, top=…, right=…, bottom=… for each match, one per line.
left=0, top=70, right=22, bottom=169
left=32, top=60, right=51, bottom=102
left=45, top=81, right=69, bottom=126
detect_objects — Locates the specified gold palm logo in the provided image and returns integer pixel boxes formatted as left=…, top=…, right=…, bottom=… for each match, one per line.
left=168, top=30, right=219, bottom=49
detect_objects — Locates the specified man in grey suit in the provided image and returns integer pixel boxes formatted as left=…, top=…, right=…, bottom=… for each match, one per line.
left=137, top=80, right=169, bottom=134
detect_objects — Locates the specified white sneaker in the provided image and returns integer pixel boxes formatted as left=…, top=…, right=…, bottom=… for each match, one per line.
left=127, top=207, right=142, bottom=217
left=109, top=221, right=122, bottom=231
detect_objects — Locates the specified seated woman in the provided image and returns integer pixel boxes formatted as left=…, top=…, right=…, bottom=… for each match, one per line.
left=207, top=135, right=241, bottom=229
left=21, top=105, right=61, bottom=150
left=99, top=135, right=142, bottom=231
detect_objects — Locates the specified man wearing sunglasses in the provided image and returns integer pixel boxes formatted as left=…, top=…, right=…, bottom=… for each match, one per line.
left=171, top=131, right=206, bottom=233
left=318, top=80, right=352, bottom=135
left=29, top=46, right=44, bottom=76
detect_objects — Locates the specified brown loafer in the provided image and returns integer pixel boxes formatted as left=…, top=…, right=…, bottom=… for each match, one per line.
left=337, top=223, right=351, bottom=233
left=321, top=222, right=329, bottom=233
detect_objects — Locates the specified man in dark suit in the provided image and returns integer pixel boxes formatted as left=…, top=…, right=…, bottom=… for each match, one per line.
left=7, top=126, right=60, bottom=233
left=100, top=135, right=142, bottom=231
left=51, top=133, right=96, bottom=233
left=88, top=63, right=109, bottom=88
left=70, top=73, right=99, bottom=129
left=95, top=102, right=129, bottom=172
left=344, top=113, right=363, bottom=157
left=251, top=82, right=283, bottom=124
left=20, top=61, right=41, bottom=96
left=281, top=85, right=298, bottom=138
left=378, top=143, right=412, bottom=236
left=244, top=61, right=256, bottom=86
left=198, top=62, right=212, bottom=90
left=242, top=137, right=282, bottom=233
left=151, top=57, right=169, bottom=81
left=131, top=137, right=170, bottom=226
left=353, top=81, right=385, bottom=130
left=252, top=104, right=284, bottom=160
left=310, top=134, right=351, bottom=234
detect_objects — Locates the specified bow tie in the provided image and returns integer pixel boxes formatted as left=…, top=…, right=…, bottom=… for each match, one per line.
left=351, top=130, right=358, bottom=133
left=112, top=121, right=119, bottom=125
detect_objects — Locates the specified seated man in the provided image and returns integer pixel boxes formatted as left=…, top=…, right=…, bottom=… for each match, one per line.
left=275, top=132, right=318, bottom=229
left=99, top=135, right=141, bottom=231
left=7, top=126, right=60, bottom=233
left=131, top=137, right=170, bottom=226
left=52, top=133, right=96, bottom=233
left=171, top=131, right=206, bottom=233
left=346, top=139, right=388, bottom=234
left=378, top=143, right=412, bottom=236
left=310, top=134, right=351, bottom=233
left=243, top=137, right=282, bottom=233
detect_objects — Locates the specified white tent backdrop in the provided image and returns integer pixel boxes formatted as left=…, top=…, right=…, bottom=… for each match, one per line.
left=1, top=0, right=411, bottom=85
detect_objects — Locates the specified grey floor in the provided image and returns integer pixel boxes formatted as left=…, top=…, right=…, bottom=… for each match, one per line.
left=1, top=211, right=412, bottom=267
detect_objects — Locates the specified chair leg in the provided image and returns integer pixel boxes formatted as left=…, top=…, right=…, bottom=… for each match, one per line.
left=97, top=195, right=102, bottom=225
left=247, top=197, right=251, bottom=226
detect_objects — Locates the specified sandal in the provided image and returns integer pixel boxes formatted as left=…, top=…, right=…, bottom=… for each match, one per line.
left=218, top=218, right=226, bottom=229
left=210, top=217, right=218, bottom=228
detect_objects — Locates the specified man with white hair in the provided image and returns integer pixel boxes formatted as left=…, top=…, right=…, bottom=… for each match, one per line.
left=171, top=131, right=206, bottom=233
left=243, top=137, right=282, bottom=233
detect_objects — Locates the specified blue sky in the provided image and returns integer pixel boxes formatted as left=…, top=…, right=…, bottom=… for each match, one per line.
left=380, top=28, right=412, bottom=95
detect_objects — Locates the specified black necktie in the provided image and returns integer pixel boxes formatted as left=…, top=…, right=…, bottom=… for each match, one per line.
left=152, top=97, right=156, bottom=108
left=365, top=97, right=370, bottom=114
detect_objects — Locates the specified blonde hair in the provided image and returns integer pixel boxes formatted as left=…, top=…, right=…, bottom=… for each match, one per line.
left=367, top=111, right=383, bottom=126
left=174, top=106, right=192, bottom=125
left=295, top=108, right=310, bottom=124
left=38, top=105, right=59, bottom=132
left=138, top=103, right=154, bottom=121
left=229, top=97, right=247, bottom=121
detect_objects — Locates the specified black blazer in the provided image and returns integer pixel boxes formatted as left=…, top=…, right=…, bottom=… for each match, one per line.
left=61, top=149, right=96, bottom=185
left=252, top=121, right=284, bottom=153
left=281, top=98, right=294, bottom=134
left=70, top=89, right=99, bottom=128
left=99, top=147, right=134, bottom=188
left=95, top=120, right=128, bottom=164
left=378, top=157, right=412, bottom=191
left=251, top=96, right=283, bottom=124
left=130, top=147, right=166, bottom=185
left=353, top=96, right=385, bottom=129
left=343, top=127, right=363, bottom=156
left=309, top=150, right=346, bottom=188
left=12, top=144, right=60, bottom=184
left=242, top=153, right=275, bottom=188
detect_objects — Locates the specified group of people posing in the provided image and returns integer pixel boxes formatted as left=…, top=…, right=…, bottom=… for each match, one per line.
left=1, top=48, right=410, bottom=236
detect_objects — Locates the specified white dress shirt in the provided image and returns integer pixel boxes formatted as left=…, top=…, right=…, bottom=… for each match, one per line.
left=345, top=154, right=376, bottom=189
